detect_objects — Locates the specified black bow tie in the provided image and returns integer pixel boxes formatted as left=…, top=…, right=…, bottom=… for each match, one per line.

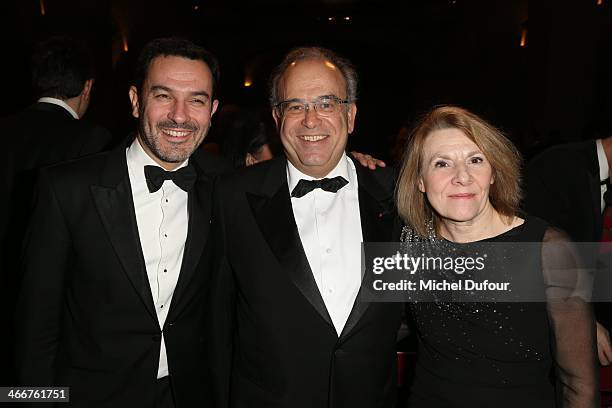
left=291, top=176, right=348, bottom=198
left=144, top=165, right=197, bottom=193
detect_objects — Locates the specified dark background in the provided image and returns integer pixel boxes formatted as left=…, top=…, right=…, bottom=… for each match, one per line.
left=1, top=0, right=611, bottom=392
left=1, top=0, right=611, bottom=161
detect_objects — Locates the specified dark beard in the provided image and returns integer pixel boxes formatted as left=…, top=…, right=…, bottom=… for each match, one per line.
left=137, top=118, right=208, bottom=164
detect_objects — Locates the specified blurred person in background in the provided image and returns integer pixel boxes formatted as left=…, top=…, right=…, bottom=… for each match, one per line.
left=1, top=35, right=112, bottom=385
left=524, top=136, right=612, bottom=366
left=219, top=108, right=279, bottom=168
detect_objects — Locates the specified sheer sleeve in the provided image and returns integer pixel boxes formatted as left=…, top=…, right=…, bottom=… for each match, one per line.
left=542, top=227, right=599, bottom=407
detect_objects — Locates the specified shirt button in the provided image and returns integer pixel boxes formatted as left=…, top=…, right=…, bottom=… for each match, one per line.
left=163, top=268, right=167, bottom=273
left=326, top=248, right=332, bottom=254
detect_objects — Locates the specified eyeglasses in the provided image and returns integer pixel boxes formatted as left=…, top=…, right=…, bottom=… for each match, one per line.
left=274, top=95, right=350, bottom=117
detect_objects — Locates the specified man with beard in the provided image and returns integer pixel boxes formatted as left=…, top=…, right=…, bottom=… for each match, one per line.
left=15, top=37, right=228, bottom=408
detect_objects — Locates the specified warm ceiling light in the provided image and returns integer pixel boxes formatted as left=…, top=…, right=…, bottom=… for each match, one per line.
left=328, top=17, right=334, bottom=21
left=244, top=69, right=253, bottom=87
left=39, top=0, right=46, bottom=16
left=520, top=28, right=527, bottom=47
left=344, top=16, right=351, bottom=21
left=122, top=35, right=129, bottom=52
left=194, top=5, right=199, bottom=10
left=597, top=0, right=604, bottom=5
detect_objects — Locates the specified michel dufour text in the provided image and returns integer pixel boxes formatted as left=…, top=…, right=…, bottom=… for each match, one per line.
left=370, top=252, right=512, bottom=293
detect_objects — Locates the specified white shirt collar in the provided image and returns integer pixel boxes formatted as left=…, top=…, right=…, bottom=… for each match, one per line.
left=596, top=139, right=609, bottom=183
left=286, top=153, right=355, bottom=194
left=38, top=97, right=79, bottom=119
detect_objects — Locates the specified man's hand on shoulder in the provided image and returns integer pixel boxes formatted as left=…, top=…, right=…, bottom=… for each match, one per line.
left=597, top=321, right=612, bottom=366
left=350, top=151, right=386, bottom=170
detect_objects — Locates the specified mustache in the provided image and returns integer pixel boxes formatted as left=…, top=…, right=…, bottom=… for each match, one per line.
left=157, top=120, right=199, bottom=132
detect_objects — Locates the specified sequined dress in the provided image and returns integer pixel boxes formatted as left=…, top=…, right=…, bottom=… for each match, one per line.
left=404, top=216, right=597, bottom=407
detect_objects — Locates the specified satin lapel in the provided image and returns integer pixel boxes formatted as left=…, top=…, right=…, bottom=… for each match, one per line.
left=247, top=158, right=333, bottom=328
left=91, top=149, right=157, bottom=322
left=582, top=141, right=604, bottom=241
left=590, top=176, right=603, bottom=239
left=167, top=167, right=213, bottom=321
left=589, top=143, right=604, bottom=239
left=340, top=162, right=396, bottom=341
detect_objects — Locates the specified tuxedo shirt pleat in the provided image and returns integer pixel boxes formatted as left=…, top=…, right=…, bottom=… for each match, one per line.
left=126, top=138, right=188, bottom=379
left=287, top=154, right=363, bottom=335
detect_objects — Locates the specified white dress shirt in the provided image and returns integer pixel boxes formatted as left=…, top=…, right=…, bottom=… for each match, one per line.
left=37, top=97, right=79, bottom=119
left=126, top=138, right=189, bottom=379
left=596, top=139, right=610, bottom=213
left=287, top=154, right=363, bottom=335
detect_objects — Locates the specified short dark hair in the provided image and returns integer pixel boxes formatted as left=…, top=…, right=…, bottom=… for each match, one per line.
left=134, top=37, right=220, bottom=99
left=31, top=36, right=94, bottom=99
left=269, top=46, right=358, bottom=108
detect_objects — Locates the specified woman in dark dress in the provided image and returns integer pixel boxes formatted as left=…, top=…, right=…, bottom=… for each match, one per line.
left=395, top=106, right=598, bottom=407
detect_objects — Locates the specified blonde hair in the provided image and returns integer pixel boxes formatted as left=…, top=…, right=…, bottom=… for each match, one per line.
left=396, top=106, right=522, bottom=237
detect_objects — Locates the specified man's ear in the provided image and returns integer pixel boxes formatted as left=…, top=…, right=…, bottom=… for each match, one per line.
left=128, top=86, right=140, bottom=118
left=81, top=79, right=93, bottom=101
left=347, top=103, right=357, bottom=134
left=211, top=99, right=219, bottom=117
left=272, top=108, right=281, bottom=129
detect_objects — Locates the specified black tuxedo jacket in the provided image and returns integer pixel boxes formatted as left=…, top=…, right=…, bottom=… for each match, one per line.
left=523, top=140, right=612, bottom=328
left=2, top=102, right=113, bottom=255
left=523, top=139, right=602, bottom=242
left=15, top=142, right=230, bottom=407
left=209, top=156, right=403, bottom=408
left=1, top=102, right=112, bottom=384
left=4, top=102, right=112, bottom=169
